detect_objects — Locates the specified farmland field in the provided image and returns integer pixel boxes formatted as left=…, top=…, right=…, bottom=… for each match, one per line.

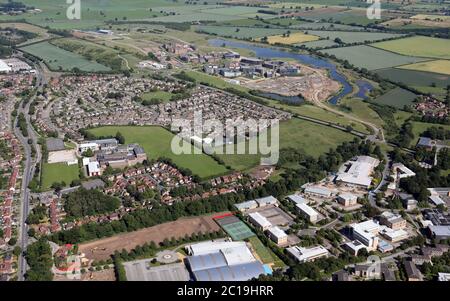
left=306, top=30, right=403, bottom=44
left=20, top=42, right=111, bottom=72
left=320, top=45, right=429, bottom=70
left=196, top=25, right=291, bottom=39
left=375, top=68, right=450, bottom=100
left=289, top=22, right=371, bottom=31
left=373, top=87, right=418, bottom=109
left=41, top=163, right=79, bottom=190
left=296, top=39, right=338, bottom=49
left=87, top=126, right=228, bottom=179
left=397, top=60, right=450, bottom=76
left=78, top=212, right=224, bottom=261
left=265, top=32, right=319, bottom=45
left=372, top=36, right=450, bottom=59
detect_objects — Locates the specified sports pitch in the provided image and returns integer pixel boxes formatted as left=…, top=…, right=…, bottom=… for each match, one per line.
left=215, top=215, right=255, bottom=241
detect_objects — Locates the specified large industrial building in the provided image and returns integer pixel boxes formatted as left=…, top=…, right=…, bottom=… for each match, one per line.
left=286, top=245, right=329, bottom=263
left=185, top=241, right=270, bottom=281
left=335, top=156, right=380, bottom=189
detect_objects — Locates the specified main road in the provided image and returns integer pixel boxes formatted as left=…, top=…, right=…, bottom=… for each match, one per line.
left=15, top=64, right=46, bottom=281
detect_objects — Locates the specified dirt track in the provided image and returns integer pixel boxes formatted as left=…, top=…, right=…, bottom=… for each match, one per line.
left=78, top=213, right=226, bottom=261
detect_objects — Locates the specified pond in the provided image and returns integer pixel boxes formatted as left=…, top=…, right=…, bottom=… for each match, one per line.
left=208, top=38, right=353, bottom=105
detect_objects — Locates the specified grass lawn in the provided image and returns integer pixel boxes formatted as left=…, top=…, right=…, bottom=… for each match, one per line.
left=340, top=98, right=385, bottom=128
left=183, top=70, right=248, bottom=92
left=265, top=100, right=369, bottom=134
left=87, top=126, right=228, bottom=179
left=398, top=60, right=450, bottom=76
left=141, top=91, right=174, bottom=102
left=215, top=118, right=356, bottom=171
left=372, top=36, right=450, bottom=60
left=247, top=236, right=285, bottom=268
left=20, top=42, right=111, bottom=72
left=265, top=32, right=319, bottom=45
left=41, top=163, right=79, bottom=190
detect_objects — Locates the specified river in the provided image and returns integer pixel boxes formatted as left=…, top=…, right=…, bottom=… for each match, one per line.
left=209, top=38, right=373, bottom=105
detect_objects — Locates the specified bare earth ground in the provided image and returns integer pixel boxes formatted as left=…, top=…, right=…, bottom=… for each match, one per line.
left=78, top=213, right=226, bottom=261
left=82, top=269, right=116, bottom=281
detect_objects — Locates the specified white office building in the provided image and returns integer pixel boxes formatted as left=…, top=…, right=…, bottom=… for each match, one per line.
left=295, top=203, right=319, bottom=223
left=287, top=245, right=329, bottom=263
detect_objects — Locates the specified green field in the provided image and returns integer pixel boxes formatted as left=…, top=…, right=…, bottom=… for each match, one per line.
left=141, top=91, right=174, bottom=102
left=398, top=60, right=450, bottom=76
left=248, top=236, right=285, bottom=268
left=375, top=68, right=450, bottom=100
left=296, top=39, right=338, bottom=49
left=340, top=98, right=385, bottom=128
left=20, top=42, right=111, bottom=72
left=215, top=118, right=356, bottom=171
left=196, top=25, right=292, bottom=39
left=372, top=36, right=450, bottom=60
left=320, top=45, right=429, bottom=70
left=87, top=126, right=228, bottom=179
left=373, top=87, right=418, bottom=109
left=307, top=30, right=403, bottom=44
left=410, top=122, right=450, bottom=148
left=41, top=163, right=79, bottom=190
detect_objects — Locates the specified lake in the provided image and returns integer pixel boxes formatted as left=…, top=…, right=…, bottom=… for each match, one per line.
left=209, top=38, right=353, bottom=105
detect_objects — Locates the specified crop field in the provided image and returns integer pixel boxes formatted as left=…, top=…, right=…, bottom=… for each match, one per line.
left=265, top=32, right=319, bottom=45
left=296, top=39, right=337, bottom=49
left=41, top=163, right=79, bottom=190
left=306, top=30, right=403, bottom=44
left=196, top=25, right=291, bottom=39
left=375, top=68, right=450, bottom=100
left=87, top=126, right=228, bottom=179
left=299, top=8, right=394, bottom=26
left=20, top=42, right=111, bottom=72
left=373, top=87, right=418, bottom=109
left=372, top=36, right=450, bottom=59
left=289, top=22, right=371, bottom=31
left=398, top=60, right=450, bottom=76
left=320, top=45, right=429, bottom=70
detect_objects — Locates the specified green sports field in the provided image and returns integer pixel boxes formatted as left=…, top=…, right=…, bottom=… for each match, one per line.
left=87, top=126, right=228, bottom=179
left=372, top=36, right=450, bottom=60
left=20, top=42, right=111, bottom=72
left=41, top=163, right=79, bottom=190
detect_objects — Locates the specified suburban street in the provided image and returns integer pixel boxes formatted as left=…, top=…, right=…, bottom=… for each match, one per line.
left=15, top=65, right=45, bottom=281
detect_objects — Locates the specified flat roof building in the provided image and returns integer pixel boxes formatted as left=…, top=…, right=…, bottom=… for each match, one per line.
left=350, top=220, right=380, bottom=249
left=428, top=225, right=450, bottom=241
left=248, top=212, right=272, bottom=231
left=337, top=193, right=358, bottom=207
left=267, top=226, right=288, bottom=246
left=379, top=211, right=407, bottom=230
left=295, top=203, right=319, bottom=223
left=304, top=186, right=332, bottom=198
left=287, top=194, right=307, bottom=205
left=335, top=156, right=379, bottom=189
left=234, top=200, right=258, bottom=212
left=286, top=245, right=329, bottom=263
left=255, top=196, right=278, bottom=207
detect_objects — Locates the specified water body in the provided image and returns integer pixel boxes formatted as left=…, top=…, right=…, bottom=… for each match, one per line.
left=208, top=38, right=353, bottom=105
left=355, top=80, right=374, bottom=100
left=257, top=92, right=304, bottom=105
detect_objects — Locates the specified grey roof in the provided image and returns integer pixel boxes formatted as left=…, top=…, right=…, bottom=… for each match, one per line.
left=404, top=261, right=422, bottom=280
left=429, top=225, right=450, bottom=237
left=417, top=137, right=433, bottom=147
left=124, top=261, right=190, bottom=281
left=187, top=252, right=228, bottom=272
left=193, top=261, right=266, bottom=281
left=46, top=138, right=65, bottom=152
left=81, top=179, right=105, bottom=190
